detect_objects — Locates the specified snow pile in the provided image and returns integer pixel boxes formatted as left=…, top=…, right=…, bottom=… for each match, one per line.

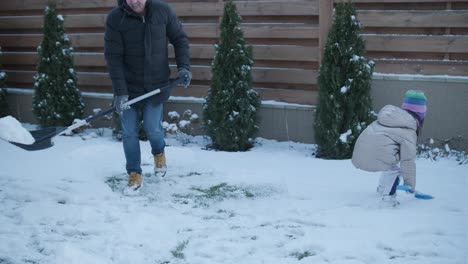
left=0, top=116, right=35, bottom=144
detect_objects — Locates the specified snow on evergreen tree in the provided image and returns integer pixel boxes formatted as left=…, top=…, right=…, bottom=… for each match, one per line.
left=314, top=1, right=375, bottom=159
left=0, top=46, right=9, bottom=117
left=33, top=3, right=84, bottom=127
left=203, top=0, right=260, bottom=151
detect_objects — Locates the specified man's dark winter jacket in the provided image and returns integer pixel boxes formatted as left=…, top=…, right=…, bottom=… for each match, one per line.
left=105, top=0, right=190, bottom=103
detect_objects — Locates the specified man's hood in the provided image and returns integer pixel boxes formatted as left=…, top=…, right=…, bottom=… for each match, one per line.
left=117, top=0, right=137, bottom=16
left=117, top=0, right=149, bottom=16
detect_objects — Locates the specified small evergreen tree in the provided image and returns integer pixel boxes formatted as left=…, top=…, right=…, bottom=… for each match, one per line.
left=314, top=1, right=375, bottom=159
left=203, top=0, right=260, bottom=151
left=33, top=3, right=84, bottom=127
left=0, top=46, right=9, bottom=117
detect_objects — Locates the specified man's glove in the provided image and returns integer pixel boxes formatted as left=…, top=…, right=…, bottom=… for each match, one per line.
left=113, top=95, right=130, bottom=115
left=178, top=68, right=192, bottom=88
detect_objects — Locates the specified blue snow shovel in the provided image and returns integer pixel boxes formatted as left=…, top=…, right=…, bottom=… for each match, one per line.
left=10, top=78, right=183, bottom=151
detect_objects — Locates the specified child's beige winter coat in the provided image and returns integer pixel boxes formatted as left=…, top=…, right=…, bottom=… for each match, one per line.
left=352, top=105, right=418, bottom=189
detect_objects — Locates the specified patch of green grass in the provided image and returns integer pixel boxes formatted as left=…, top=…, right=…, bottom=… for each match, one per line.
left=217, top=209, right=236, bottom=218
left=244, top=191, right=254, bottom=198
left=23, top=260, right=39, bottom=264
left=172, top=183, right=257, bottom=207
left=171, top=240, right=189, bottom=259
left=105, top=175, right=126, bottom=192
left=290, top=251, right=315, bottom=260
left=192, top=182, right=255, bottom=200
left=185, top=172, right=201, bottom=177
left=173, top=193, right=193, bottom=199
left=192, top=183, right=230, bottom=198
left=171, top=182, right=278, bottom=208
left=0, top=258, right=15, bottom=264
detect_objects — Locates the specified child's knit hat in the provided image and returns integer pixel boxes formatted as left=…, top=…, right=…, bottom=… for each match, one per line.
left=402, top=90, right=427, bottom=121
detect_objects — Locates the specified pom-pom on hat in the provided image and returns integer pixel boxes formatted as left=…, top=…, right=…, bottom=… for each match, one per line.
left=402, top=90, right=427, bottom=121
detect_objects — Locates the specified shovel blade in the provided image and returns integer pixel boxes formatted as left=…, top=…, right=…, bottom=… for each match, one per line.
left=11, top=127, right=65, bottom=151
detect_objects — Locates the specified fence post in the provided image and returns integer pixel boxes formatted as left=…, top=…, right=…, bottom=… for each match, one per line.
left=218, top=0, right=223, bottom=24
left=444, top=1, right=452, bottom=60
left=318, top=0, right=333, bottom=66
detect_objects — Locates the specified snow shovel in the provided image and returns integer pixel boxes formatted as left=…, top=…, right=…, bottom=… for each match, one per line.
left=10, top=78, right=183, bottom=151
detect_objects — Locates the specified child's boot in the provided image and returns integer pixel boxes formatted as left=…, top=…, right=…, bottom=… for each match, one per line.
left=154, top=152, right=167, bottom=177
left=380, top=194, right=399, bottom=207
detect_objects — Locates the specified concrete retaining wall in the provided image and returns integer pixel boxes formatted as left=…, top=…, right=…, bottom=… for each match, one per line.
left=4, top=75, right=467, bottom=151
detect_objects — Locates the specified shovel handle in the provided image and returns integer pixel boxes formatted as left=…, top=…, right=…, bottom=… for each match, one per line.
left=58, top=78, right=183, bottom=135
left=123, top=77, right=183, bottom=108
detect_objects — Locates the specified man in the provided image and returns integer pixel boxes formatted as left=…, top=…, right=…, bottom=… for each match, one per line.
left=105, top=0, right=191, bottom=191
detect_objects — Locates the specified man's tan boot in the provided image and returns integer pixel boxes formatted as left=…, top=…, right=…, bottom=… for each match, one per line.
left=128, top=172, right=142, bottom=190
left=154, top=152, right=167, bottom=177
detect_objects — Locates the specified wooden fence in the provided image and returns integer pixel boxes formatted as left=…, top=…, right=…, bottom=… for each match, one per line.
left=0, top=0, right=467, bottom=105
left=342, top=0, right=468, bottom=76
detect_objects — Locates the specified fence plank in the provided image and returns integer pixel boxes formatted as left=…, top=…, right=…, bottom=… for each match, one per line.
left=0, top=1, right=319, bottom=16
left=183, top=24, right=318, bottom=39
left=3, top=66, right=317, bottom=86
left=357, top=10, right=468, bottom=28
left=318, top=0, right=333, bottom=64
left=1, top=45, right=317, bottom=66
left=0, top=23, right=318, bottom=46
left=364, top=35, right=468, bottom=53
left=374, top=59, right=468, bottom=76
left=168, top=86, right=319, bottom=105
left=0, top=15, right=106, bottom=30
left=0, top=16, right=318, bottom=39
left=4, top=70, right=318, bottom=104
left=0, top=0, right=115, bottom=10
left=336, top=0, right=467, bottom=3
left=0, top=34, right=42, bottom=48
left=13, top=32, right=468, bottom=55
left=2, top=64, right=460, bottom=87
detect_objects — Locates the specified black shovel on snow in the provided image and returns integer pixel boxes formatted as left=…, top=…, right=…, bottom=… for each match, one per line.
left=10, top=78, right=183, bottom=151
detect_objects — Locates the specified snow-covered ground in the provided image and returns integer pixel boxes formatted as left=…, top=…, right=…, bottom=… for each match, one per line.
left=0, top=125, right=466, bottom=264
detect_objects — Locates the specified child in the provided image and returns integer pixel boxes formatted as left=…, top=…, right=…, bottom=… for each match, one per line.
left=352, top=90, right=427, bottom=206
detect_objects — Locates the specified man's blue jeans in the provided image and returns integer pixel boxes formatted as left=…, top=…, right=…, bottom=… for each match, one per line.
left=120, top=99, right=165, bottom=174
